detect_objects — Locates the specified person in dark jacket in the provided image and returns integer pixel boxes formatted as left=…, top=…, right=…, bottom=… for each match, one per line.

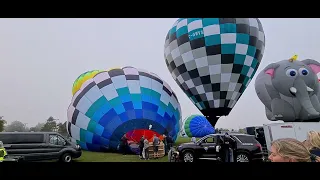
left=139, top=136, right=145, bottom=159
left=216, top=136, right=224, bottom=162
left=120, top=135, right=128, bottom=155
left=162, top=134, right=168, bottom=155
left=166, top=135, right=174, bottom=151
left=303, top=131, right=320, bottom=158
left=220, top=133, right=237, bottom=162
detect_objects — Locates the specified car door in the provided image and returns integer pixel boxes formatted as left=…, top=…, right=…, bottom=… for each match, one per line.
left=198, top=136, right=217, bottom=159
left=46, top=134, right=67, bottom=159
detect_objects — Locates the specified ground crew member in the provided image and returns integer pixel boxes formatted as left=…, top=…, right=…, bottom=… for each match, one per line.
left=0, top=141, right=7, bottom=162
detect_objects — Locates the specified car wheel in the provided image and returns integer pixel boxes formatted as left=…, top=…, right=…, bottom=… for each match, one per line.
left=182, top=151, right=194, bottom=162
left=60, top=153, right=72, bottom=163
left=236, top=153, right=249, bottom=162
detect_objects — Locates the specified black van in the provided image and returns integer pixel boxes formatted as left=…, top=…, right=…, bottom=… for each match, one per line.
left=0, top=132, right=82, bottom=162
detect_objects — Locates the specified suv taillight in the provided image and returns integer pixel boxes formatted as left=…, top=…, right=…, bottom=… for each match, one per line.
left=256, top=143, right=262, bottom=151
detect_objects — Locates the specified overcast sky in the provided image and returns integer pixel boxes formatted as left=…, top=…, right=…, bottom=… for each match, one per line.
left=0, top=18, right=319, bottom=129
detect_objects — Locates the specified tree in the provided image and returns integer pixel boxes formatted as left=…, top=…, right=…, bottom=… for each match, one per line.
left=58, top=121, right=68, bottom=137
left=41, top=116, right=57, bottom=132
left=5, top=121, right=28, bottom=132
left=238, top=128, right=247, bottom=134
left=0, top=119, right=6, bottom=132
left=29, top=123, right=45, bottom=132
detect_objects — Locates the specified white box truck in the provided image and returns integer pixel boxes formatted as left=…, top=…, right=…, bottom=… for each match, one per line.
left=263, top=122, right=320, bottom=152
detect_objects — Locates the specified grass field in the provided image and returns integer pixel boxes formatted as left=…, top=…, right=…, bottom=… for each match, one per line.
left=74, top=137, right=195, bottom=162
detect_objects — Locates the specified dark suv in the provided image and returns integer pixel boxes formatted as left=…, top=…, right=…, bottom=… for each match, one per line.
left=176, top=133, right=263, bottom=162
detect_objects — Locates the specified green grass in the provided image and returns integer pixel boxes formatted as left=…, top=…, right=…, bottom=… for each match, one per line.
left=74, top=137, right=194, bottom=162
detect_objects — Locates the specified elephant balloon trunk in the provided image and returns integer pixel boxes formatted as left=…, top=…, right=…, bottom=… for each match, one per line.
left=292, top=78, right=320, bottom=117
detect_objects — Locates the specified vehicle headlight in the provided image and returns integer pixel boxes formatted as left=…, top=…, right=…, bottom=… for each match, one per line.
left=76, top=145, right=80, bottom=149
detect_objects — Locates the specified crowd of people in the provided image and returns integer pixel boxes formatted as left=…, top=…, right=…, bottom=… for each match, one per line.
left=118, top=133, right=174, bottom=160
left=138, top=134, right=174, bottom=160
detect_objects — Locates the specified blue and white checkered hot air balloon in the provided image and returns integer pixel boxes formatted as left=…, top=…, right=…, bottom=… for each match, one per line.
left=164, top=18, right=265, bottom=127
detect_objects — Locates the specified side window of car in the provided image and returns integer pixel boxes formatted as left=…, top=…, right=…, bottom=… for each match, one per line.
left=49, top=135, right=66, bottom=146
left=205, top=137, right=215, bottom=143
left=57, top=136, right=66, bottom=146
left=49, top=135, right=58, bottom=145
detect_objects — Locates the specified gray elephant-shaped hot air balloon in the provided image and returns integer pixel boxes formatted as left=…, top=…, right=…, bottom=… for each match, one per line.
left=255, top=57, right=320, bottom=122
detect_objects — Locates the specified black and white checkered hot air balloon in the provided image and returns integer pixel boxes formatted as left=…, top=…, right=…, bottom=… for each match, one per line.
left=164, top=18, right=265, bottom=127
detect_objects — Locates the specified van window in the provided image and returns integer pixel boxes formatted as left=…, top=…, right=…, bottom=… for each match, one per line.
left=0, top=134, right=44, bottom=144
left=49, top=135, right=66, bottom=146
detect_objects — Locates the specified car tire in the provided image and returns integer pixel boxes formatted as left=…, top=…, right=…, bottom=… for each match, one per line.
left=60, top=153, right=72, bottom=163
left=236, top=153, right=250, bottom=162
left=182, top=151, right=194, bottom=162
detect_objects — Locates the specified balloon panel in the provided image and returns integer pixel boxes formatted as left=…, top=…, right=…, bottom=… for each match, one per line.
left=72, top=70, right=104, bottom=95
left=164, top=18, right=265, bottom=117
left=183, top=115, right=215, bottom=137
left=67, top=67, right=182, bottom=151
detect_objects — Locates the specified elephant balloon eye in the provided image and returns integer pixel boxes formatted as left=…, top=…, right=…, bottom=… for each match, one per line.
left=286, top=69, right=298, bottom=77
left=298, top=68, right=309, bottom=76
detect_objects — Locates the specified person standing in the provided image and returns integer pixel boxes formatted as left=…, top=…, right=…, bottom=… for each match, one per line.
left=152, top=134, right=160, bottom=158
left=162, top=134, right=168, bottom=155
left=0, top=141, right=7, bottom=162
left=143, top=138, right=150, bottom=160
left=303, top=131, right=320, bottom=157
left=191, top=137, right=196, bottom=143
left=167, top=135, right=173, bottom=151
left=229, top=136, right=237, bottom=162
left=139, top=136, right=145, bottom=159
left=120, top=135, right=128, bottom=155
left=221, top=133, right=232, bottom=162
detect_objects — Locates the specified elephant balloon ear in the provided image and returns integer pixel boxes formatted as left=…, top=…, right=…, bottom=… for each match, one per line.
left=263, top=63, right=280, bottom=78
left=301, top=59, right=320, bottom=74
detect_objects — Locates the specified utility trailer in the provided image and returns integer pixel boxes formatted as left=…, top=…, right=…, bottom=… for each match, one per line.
left=263, top=122, right=320, bottom=152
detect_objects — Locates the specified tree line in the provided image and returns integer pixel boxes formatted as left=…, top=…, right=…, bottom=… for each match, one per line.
left=0, top=116, right=68, bottom=137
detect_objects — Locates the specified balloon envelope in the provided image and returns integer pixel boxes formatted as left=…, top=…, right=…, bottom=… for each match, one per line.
left=255, top=59, right=320, bottom=122
left=183, top=115, right=215, bottom=137
left=67, top=67, right=182, bottom=152
left=164, top=18, right=265, bottom=126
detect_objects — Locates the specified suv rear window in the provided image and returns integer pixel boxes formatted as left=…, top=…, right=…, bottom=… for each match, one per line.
left=235, top=135, right=258, bottom=143
left=0, top=134, right=44, bottom=144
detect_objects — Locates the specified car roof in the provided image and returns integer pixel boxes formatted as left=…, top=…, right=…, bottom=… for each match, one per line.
left=204, top=133, right=254, bottom=137
left=0, top=132, right=60, bottom=135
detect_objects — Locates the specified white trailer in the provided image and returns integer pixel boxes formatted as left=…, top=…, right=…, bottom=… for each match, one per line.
left=263, top=122, right=320, bottom=152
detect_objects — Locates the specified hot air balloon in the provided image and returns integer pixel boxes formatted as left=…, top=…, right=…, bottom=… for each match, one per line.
left=182, top=115, right=215, bottom=138
left=255, top=56, right=320, bottom=122
left=164, top=18, right=265, bottom=127
left=67, top=66, right=182, bottom=152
